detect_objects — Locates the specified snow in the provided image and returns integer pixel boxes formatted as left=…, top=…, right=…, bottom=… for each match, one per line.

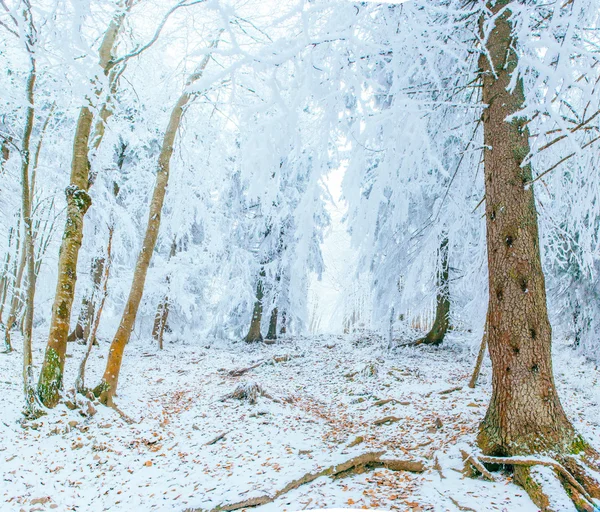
left=4, top=332, right=597, bottom=511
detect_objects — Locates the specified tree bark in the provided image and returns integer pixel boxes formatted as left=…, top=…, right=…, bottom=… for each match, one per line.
left=416, top=236, right=449, bottom=346
left=266, top=307, right=278, bottom=340
left=244, top=271, right=264, bottom=343
left=37, top=5, right=129, bottom=407
left=94, top=40, right=219, bottom=405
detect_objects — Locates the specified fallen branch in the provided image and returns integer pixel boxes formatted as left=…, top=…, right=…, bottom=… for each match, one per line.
left=205, top=431, right=228, bottom=446
left=184, top=451, right=425, bottom=512
left=227, top=361, right=264, bottom=377
left=373, top=398, right=397, bottom=407
left=439, top=386, right=462, bottom=395
left=374, top=416, right=401, bottom=426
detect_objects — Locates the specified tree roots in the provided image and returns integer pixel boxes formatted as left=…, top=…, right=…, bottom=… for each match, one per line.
left=219, top=381, right=277, bottom=405
left=463, top=451, right=600, bottom=511
left=184, top=451, right=425, bottom=512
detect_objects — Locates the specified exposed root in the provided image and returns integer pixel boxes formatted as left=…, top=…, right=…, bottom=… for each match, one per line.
left=109, top=402, right=135, bottom=424
left=184, top=451, right=425, bottom=512
left=464, top=452, right=600, bottom=511
left=461, top=450, right=495, bottom=481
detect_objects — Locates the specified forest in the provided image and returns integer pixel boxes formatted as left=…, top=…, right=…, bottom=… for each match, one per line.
left=1, top=0, right=599, bottom=510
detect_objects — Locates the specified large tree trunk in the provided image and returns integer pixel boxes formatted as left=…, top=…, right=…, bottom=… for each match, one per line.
left=244, top=272, right=264, bottom=343
left=416, top=236, right=449, bottom=346
left=476, top=2, right=600, bottom=508
left=94, top=41, right=219, bottom=405
left=37, top=6, right=128, bottom=407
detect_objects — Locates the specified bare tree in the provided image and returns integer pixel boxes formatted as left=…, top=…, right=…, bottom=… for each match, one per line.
left=94, top=36, right=220, bottom=406
left=37, top=2, right=132, bottom=407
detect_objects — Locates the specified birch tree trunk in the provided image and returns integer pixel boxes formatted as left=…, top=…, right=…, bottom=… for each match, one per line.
left=94, top=42, right=218, bottom=405
left=476, top=1, right=600, bottom=507
left=37, top=5, right=129, bottom=407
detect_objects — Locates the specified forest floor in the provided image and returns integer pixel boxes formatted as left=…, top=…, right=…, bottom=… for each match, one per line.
left=1, top=332, right=600, bottom=512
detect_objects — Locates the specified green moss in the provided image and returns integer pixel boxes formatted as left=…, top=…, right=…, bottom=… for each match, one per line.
left=37, top=348, right=62, bottom=407
left=57, top=300, right=68, bottom=319
left=570, top=434, right=589, bottom=455
left=92, top=380, right=110, bottom=398
left=73, top=189, right=92, bottom=213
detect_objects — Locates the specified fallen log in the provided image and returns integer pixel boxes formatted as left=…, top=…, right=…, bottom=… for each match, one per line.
left=184, top=451, right=425, bottom=512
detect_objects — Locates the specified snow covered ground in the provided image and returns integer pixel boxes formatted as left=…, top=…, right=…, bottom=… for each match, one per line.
left=1, top=333, right=599, bottom=511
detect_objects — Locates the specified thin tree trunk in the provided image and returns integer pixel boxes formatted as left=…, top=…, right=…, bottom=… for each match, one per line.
left=0, top=135, right=11, bottom=172
left=280, top=311, right=287, bottom=335
left=94, top=39, right=220, bottom=405
left=75, top=227, right=113, bottom=394
left=245, top=272, right=264, bottom=343
left=37, top=6, right=129, bottom=407
left=0, top=226, right=15, bottom=325
left=152, top=238, right=177, bottom=349
left=266, top=307, right=278, bottom=340
left=4, top=227, right=26, bottom=352
left=416, top=236, right=449, bottom=346
left=468, top=314, right=488, bottom=389
left=68, top=257, right=105, bottom=343
left=20, top=4, right=41, bottom=415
